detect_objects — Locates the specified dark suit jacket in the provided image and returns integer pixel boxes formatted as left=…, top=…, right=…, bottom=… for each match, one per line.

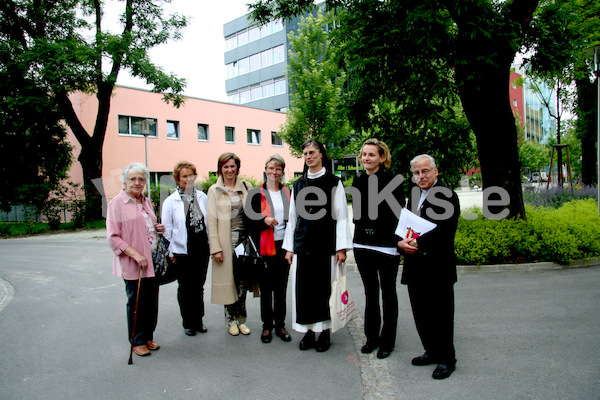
left=400, top=182, right=460, bottom=285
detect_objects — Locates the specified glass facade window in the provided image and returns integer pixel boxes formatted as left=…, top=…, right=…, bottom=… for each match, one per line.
left=225, top=45, right=285, bottom=78
left=198, top=124, right=209, bottom=141
left=227, top=77, right=287, bottom=105
left=225, top=20, right=284, bottom=51
left=225, top=126, right=235, bottom=143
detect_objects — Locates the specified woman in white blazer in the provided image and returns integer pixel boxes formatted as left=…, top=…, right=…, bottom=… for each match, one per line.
left=162, top=161, right=210, bottom=336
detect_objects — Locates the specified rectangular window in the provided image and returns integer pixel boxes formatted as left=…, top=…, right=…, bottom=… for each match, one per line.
left=118, top=115, right=157, bottom=137
left=513, top=99, right=518, bottom=107
left=225, top=126, right=235, bottom=143
left=198, top=124, right=209, bottom=141
left=247, top=129, right=261, bottom=145
left=271, top=131, right=283, bottom=146
left=166, top=120, right=179, bottom=139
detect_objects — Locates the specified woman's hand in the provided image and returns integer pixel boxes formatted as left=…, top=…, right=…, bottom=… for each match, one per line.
left=398, top=238, right=418, bottom=254
left=285, top=251, right=294, bottom=265
left=124, top=246, right=148, bottom=269
left=213, top=251, right=224, bottom=263
left=170, top=256, right=176, bottom=264
left=335, top=249, right=347, bottom=265
left=264, top=217, right=278, bottom=227
left=155, top=224, right=165, bottom=234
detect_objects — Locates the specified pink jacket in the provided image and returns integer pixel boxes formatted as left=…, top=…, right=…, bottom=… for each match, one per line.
left=107, top=190, right=156, bottom=280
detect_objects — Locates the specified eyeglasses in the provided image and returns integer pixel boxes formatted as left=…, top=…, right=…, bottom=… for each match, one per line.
left=412, top=169, right=432, bottom=176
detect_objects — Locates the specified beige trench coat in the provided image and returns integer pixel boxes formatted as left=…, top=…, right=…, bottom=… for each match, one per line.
left=207, top=176, right=252, bottom=305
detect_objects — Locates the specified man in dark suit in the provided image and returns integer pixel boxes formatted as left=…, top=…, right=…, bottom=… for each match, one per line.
left=398, top=154, right=460, bottom=380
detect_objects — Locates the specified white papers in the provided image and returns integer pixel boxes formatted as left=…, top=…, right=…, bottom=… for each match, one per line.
left=234, top=243, right=246, bottom=257
left=395, top=208, right=437, bottom=240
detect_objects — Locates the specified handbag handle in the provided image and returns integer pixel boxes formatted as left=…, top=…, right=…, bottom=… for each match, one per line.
left=246, top=236, right=260, bottom=255
left=333, top=261, right=346, bottom=280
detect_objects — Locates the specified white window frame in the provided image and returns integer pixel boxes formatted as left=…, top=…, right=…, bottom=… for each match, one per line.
left=225, top=126, right=235, bottom=143
left=166, top=120, right=179, bottom=139
left=247, top=129, right=261, bottom=145
left=118, top=115, right=158, bottom=137
left=271, top=131, right=283, bottom=147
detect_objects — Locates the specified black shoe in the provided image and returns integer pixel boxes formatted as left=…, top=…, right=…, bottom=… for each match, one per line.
left=411, top=354, right=438, bottom=366
left=432, top=363, right=456, bottom=380
left=184, top=328, right=196, bottom=336
left=376, top=347, right=393, bottom=359
left=196, top=325, right=208, bottom=333
left=261, top=330, right=272, bottom=343
left=275, top=328, right=292, bottom=342
left=299, top=331, right=316, bottom=351
left=315, top=331, right=331, bottom=353
left=361, top=343, right=379, bottom=354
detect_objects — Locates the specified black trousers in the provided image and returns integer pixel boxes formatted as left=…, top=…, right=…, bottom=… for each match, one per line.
left=174, top=251, right=209, bottom=330
left=125, top=277, right=158, bottom=346
left=407, top=281, right=456, bottom=364
left=259, top=240, right=290, bottom=331
left=355, top=248, right=400, bottom=349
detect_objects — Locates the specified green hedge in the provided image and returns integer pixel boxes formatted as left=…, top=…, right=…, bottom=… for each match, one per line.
left=455, top=199, right=600, bottom=265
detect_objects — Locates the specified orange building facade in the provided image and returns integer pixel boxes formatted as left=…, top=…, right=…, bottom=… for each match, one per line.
left=66, top=86, right=304, bottom=201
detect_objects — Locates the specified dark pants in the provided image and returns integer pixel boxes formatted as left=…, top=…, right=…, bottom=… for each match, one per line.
left=125, top=277, right=159, bottom=346
left=407, top=281, right=456, bottom=364
left=355, top=248, right=400, bottom=350
left=174, top=252, right=209, bottom=330
left=259, top=240, right=290, bottom=331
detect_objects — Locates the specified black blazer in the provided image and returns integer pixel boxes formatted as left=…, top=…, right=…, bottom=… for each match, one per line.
left=400, top=182, right=460, bottom=285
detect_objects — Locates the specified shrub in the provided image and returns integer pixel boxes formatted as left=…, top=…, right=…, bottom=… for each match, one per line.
left=455, top=199, right=600, bottom=265
left=523, top=185, right=598, bottom=208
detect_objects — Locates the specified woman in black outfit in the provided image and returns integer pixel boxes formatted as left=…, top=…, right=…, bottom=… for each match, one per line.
left=352, top=138, right=405, bottom=359
left=246, top=154, right=292, bottom=344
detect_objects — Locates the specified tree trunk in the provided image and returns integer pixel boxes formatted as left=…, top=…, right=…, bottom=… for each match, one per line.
left=457, top=62, right=526, bottom=220
left=78, top=138, right=105, bottom=221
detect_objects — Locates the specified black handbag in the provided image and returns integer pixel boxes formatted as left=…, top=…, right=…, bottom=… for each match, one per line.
left=238, top=236, right=266, bottom=286
left=152, top=234, right=177, bottom=285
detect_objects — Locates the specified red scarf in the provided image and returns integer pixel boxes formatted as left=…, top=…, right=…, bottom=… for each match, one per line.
left=260, top=185, right=290, bottom=256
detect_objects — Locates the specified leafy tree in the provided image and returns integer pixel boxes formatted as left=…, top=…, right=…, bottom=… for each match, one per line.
left=0, top=0, right=187, bottom=220
left=281, top=10, right=351, bottom=158
left=0, top=80, right=72, bottom=214
left=250, top=0, right=541, bottom=219
left=523, top=0, right=600, bottom=186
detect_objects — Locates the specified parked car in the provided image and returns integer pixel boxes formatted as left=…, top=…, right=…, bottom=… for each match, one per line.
left=531, top=172, right=541, bottom=182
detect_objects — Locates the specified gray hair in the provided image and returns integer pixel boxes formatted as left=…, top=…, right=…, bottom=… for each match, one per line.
left=410, top=154, right=436, bottom=171
left=121, top=162, right=150, bottom=186
left=265, top=154, right=286, bottom=170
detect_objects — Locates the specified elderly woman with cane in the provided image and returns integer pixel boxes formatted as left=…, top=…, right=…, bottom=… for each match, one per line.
left=107, top=162, right=165, bottom=360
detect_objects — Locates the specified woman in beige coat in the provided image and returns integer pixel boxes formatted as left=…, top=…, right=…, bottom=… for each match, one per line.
left=207, top=152, right=253, bottom=336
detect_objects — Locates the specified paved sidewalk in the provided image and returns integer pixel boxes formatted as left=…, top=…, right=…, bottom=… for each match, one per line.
left=1, top=235, right=599, bottom=400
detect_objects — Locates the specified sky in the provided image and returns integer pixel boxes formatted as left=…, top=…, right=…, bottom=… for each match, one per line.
left=111, top=0, right=252, bottom=102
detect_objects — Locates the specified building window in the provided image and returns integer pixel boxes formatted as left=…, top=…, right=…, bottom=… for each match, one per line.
left=247, top=129, right=261, bottom=145
left=271, top=131, right=283, bottom=146
left=513, top=99, right=518, bottom=107
left=166, top=120, right=179, bottom=139
left=225, top=44, right=285, bottom=78
left=118, top=115, right=157, bottom=137
left=227, top=77, right=287, bottom=105
left=198, top=124, right=209, bottom=141
left=225, top=126, right=235, bottom=143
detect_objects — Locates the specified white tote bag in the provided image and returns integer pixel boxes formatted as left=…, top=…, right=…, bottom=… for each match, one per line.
left=329, top=262, right=358, bottom=333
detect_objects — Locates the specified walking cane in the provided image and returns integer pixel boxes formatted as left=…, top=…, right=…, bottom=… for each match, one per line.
left=128, top=267, right=143, bottom=365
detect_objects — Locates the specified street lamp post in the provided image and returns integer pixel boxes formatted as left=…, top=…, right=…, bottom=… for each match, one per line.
left=135, top=119, right=153, bottom=201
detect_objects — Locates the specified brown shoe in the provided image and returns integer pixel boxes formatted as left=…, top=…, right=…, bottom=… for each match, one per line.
left=147, top=341, right=160, bottom=351
left=133, top=345, right=151, bottom=356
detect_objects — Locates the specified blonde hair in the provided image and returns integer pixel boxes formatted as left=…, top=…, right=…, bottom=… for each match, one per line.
left=265, top=154, right=286, bottom=170
left=358, top=138, right=392, bottom=169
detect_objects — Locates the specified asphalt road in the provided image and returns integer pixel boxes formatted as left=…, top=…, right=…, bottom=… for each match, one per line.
left=1, top=235, right=599, bottom=400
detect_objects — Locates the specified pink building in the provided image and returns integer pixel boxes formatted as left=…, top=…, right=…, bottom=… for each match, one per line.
left=67, top=86, right=304, bottom=200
